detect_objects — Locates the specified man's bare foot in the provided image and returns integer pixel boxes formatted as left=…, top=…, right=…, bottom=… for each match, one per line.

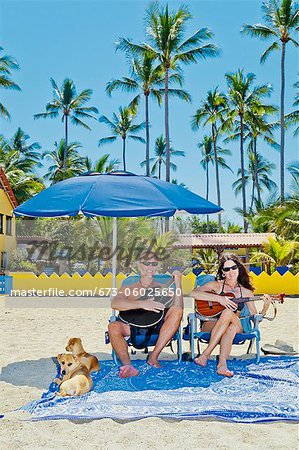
left=217, top=364, right=234, bottom=377
left=119, top=364, right=139, bottom=378
left=194, top=353, right=208, bottom=367
left=146, top=355, right=161, bottom=368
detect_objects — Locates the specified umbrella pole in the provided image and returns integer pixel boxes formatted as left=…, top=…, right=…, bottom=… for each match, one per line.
left=112, top=217, right=117, bottom=316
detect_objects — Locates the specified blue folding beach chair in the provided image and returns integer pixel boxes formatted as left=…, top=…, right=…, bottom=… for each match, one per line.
left=106, top=274, right=183, bottom=364
left=183, top=274, right=262, bottom=363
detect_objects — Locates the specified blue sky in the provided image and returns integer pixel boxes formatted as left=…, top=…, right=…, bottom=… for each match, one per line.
left=0, top=0, right=298, bottom=224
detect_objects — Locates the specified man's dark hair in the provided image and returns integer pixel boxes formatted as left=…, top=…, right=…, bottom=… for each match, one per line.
left=138, top=250, right=159, bottom=261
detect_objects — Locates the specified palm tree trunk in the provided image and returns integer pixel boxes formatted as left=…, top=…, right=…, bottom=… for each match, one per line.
left=253, top=137, right=261, bottom=204
left=64, top=114, right=68, bottom=169
left=206, top=161, right=210, bottom=233
left=280, top=41, right=286, bottom=202
left=158, top=160, right=162, bottom=180
left=165, top=68, right=170, bottom=182
left=164, top=67, right=170, bottom=232
left=145, top=94, right=150, bottom=176
left=212, top=124, right=222, bottom=232
left=250, top=178, right=255, bottom=210
left=240, top=114, right=248, bottom=232
left=122, top=137, right=126, bottom=171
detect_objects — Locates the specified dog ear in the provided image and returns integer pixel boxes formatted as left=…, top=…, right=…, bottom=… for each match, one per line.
left=57, top=353, right=62, bottom=361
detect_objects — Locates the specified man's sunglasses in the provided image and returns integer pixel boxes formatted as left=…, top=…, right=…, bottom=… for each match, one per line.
left=141, top=261, right=159, bottom=266
left=222, top=264, right=238, bottom=272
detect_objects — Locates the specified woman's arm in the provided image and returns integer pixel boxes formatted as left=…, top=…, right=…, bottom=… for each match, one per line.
left=191, top=282, right=237, bottom=311
left=244, top=290, right=257, bottom=315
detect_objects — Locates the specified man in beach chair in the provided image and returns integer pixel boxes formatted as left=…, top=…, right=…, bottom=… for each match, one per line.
left=107, top=250, right=184, bottom=378
left=184, top=254, right=272, bottom=376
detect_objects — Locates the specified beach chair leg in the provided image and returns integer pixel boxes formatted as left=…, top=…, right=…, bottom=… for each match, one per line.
left=256, top=337, right=261, bottom=363
left=177, top=335, right=183, bottom=362
left=112, top=349, right=118, bottom=365
left=190, top=316, right=195, bottom=360
left=247, top=339, right=253, bottom=355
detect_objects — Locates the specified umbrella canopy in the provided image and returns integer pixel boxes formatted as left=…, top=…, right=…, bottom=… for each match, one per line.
left=13, top=171, right=222, bottom=218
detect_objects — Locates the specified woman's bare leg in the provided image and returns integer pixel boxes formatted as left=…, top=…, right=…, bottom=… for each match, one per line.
left=194, top=310, right=236, bottom=366
left=217, top=321, right=242, bottom=377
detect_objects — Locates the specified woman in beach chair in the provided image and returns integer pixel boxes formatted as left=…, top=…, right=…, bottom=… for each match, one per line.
left=191, top=254, right=271, bottom=377
left=108, top=250, right=184, bottom=378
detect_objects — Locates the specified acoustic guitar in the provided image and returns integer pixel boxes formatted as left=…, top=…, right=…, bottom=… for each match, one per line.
left=195, top=292, right=285, bottom=318
left=118, top=270, right=187, bottom=328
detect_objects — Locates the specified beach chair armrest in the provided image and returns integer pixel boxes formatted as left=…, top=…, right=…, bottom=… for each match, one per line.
left=252, top=314, right=263, bottom=330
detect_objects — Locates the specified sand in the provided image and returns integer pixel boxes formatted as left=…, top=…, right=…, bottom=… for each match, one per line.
left=0, top=295, right=298, bottom=450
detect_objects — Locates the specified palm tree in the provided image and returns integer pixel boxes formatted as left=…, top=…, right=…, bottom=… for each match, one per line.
left=0, top=47, right=20, bottom=120
left=249, top=195, right=299, bottom=240
left=99, top=104, right=146, bottom=171
left=10, top=127, right=42, bottom=167
left=34, top=78, right=98, bottom=168
left=191, top=88, right=228, bottom=230
left=232, top=152, right=276, bottom=210
left=42, top=139, right=85, bottom=184
left=224, top=70, right=273, bottom=231
left=287, top=160, right=299, bottom=192
left=140, top=135, right=185, bottom=179
left=0, top=136, right=44, bottom=203
left=198, top=135, right=232, bottom=231
left=106, top=53, right=188, bottom=176
left=285, top=80, right=299, bottom=136
left=118, top=2, right=220, bottom=182
left=225, top=107, right=279, bottom=204
left=84, top=154, right=120, bottom=173
left=171, top=179, right=188, bottom=189
left=241, top=0, right=299, bottom=201
left=251, top=236, right=298, bottom=269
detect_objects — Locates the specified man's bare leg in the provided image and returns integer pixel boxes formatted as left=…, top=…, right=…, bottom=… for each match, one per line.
left=108, top=321, right=139, bottom=378
left=147, top=305, right=183, bottom=368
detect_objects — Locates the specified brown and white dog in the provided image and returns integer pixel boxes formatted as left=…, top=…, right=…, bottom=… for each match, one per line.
left=55, top=353, right=92, bottom=397
left=65, top=337, right=100, bottom=373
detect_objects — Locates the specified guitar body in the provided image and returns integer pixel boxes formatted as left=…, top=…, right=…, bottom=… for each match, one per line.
left=195, top=292, right=285, bottom=318
left=195, top=291, right=235, bottom=318
left=118, top=288, right=173, bottom=328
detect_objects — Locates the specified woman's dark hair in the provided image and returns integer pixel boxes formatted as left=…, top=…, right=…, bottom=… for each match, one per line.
left=216, top=254, right=254, bottom=291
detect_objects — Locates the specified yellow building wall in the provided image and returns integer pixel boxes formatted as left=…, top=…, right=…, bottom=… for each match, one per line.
left=0, top=189, right=17, bottom=263
left=8, top=271, right=299, bottom=296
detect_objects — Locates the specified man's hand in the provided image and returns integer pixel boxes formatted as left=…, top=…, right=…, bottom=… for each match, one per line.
left=141, top=299, right=165, bottom=313
left=218, top=296, right=238, bottom=311
left=172, top=270, right=182, bottom=286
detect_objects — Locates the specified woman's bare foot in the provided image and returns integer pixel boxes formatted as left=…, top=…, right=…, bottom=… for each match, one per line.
left=217, top=364, right=234, bottom=377
left=194, top=353, right=208, bottom=367
left=119, top=364, right=139, bottom=378
left=146, top=354, right=161, bottom=368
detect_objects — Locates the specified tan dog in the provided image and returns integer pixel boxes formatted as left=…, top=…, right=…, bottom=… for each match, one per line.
left=55, top=353, right=92, bottom=396
left=66, top=337, right=100, bottom=373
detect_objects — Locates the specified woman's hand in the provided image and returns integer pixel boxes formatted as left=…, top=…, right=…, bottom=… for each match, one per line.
left=218, top=295, right=238, bottom=311
left=262, top=294, right=272, bottom=305
left=261, top=294, right=272, bottom=316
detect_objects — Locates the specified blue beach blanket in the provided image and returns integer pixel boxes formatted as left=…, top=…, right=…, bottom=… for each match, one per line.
left=22, top=356, right=299, bottom=422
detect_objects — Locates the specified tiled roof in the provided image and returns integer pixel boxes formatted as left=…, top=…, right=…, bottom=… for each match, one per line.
left=173, top=233, right=276, bottom=248
left=0, top=167, right=18, bottom=208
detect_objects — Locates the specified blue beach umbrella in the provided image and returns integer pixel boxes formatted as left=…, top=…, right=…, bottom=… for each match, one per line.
left=14, top=171, right=223, bottom=286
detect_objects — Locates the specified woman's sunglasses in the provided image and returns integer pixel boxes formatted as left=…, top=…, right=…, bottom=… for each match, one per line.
left=141, top=261, right=159, bottom=266
left=222, top=264, right=238, bottom=272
